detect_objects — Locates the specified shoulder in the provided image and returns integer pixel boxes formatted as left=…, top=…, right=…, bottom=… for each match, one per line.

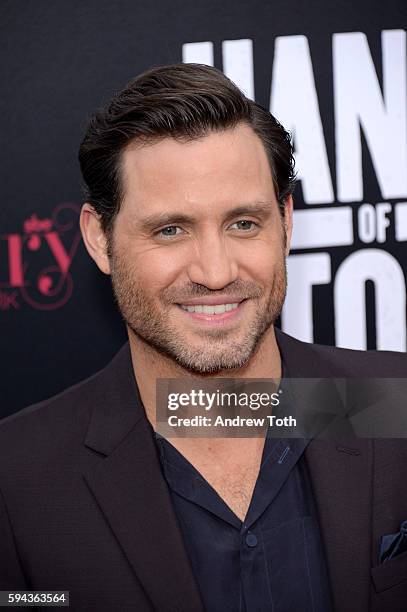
left=310, top=341, right=407, bottom=377
left=0, top=371, right=98, bottom=468
left=275, top=328, right=406, bottom=377
left=0, top=344, right=129, bottom=472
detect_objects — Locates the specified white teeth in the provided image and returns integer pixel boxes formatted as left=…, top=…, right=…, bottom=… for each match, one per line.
left=180, top=303, right=239, bottom=314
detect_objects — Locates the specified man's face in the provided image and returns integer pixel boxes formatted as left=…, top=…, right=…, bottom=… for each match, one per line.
left=108, top=123, right=292, bottom=374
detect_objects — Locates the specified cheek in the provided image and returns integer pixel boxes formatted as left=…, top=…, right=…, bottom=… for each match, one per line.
left=131, top=246, right=186, bottom=288
left=234, top=241, right=282, bottom=280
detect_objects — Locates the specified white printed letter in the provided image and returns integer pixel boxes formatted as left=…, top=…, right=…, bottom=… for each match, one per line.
left=334, top=30, right=407, bottom=202
left=271, top=35, right=334, bottom=205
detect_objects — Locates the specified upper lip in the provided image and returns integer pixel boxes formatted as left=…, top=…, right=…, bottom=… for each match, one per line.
left=177, top=296, right=246, bottom=306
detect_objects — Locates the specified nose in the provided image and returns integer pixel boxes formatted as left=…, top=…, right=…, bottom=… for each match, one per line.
left=186, top=232, right=239, bottom=290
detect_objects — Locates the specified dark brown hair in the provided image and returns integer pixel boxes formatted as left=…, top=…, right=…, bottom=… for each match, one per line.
left=78, top=63, right=296, bottom=238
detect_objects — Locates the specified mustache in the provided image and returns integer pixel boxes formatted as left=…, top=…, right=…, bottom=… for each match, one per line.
left=163, top=280, right=264, bottom=303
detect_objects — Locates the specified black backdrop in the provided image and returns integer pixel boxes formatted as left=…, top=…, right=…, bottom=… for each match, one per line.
left=1, top=0, right=406, bottom=418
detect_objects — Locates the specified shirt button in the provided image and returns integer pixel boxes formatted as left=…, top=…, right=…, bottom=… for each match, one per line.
left=245, top=532, right=258, bottom=547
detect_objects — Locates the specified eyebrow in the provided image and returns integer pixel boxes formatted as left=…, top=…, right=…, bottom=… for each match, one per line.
left=138, top=202, right=275, bottom=233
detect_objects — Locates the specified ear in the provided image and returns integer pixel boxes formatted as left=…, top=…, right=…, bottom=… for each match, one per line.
left=283, top=195, right=293, bottom=256
left=79, top=203, right=111, bottom=275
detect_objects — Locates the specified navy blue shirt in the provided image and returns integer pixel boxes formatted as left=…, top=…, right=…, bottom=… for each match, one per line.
left=155, top=431, right=333, bottom=612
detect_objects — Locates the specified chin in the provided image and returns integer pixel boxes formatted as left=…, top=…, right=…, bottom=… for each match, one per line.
left=172, top=344, right=254, bottom=375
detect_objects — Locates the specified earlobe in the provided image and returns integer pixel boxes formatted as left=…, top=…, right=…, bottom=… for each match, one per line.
left=79, top=204, right=111, bottom=275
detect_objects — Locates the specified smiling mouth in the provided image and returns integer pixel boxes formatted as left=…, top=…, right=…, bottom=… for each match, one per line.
left=175, top=299, right=248, bottom=322
left=179, top=302, right=240, bottom=315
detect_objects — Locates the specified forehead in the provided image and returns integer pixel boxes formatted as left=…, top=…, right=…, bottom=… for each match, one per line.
left=119, top=123, right=277, bottom=218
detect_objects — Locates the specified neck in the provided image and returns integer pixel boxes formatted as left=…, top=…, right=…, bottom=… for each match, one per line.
left=128, top=325, right=282, bottom=431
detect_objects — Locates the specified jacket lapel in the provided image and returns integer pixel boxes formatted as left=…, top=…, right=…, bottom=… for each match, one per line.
left=275, top=328, right=372, bottom=612
left=82, top=344, right=204, bottom=612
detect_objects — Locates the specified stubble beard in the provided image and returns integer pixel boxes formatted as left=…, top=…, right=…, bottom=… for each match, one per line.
left=110, top=251, right=287, bottom=375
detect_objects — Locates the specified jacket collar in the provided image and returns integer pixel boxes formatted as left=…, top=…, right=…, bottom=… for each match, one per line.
left=83, top=328, right=340, bottom=454
left=83, top=341, right=142, bottom=455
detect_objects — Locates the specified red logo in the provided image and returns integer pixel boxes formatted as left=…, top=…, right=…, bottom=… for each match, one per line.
left=0, top=203, right=81, bottom=310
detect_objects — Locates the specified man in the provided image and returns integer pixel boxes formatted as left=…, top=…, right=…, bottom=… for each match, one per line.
left=0, top=64, right=406, bottom=612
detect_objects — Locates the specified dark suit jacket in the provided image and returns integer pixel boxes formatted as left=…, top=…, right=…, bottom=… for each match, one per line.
left=1, top=329, right=407, bottom=612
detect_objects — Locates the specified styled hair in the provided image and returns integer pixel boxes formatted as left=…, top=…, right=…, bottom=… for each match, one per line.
left=78, top=63, right=296, bottom=238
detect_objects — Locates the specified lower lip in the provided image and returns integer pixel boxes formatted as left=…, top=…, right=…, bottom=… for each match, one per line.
left=177, top=300, right=247, bottom=325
